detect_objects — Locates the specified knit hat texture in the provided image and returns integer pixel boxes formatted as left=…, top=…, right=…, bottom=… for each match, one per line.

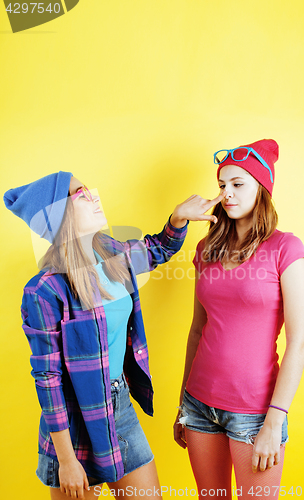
left=216, top=139, right=278, bottom=196
left=3, top=171, right=73, bottom=243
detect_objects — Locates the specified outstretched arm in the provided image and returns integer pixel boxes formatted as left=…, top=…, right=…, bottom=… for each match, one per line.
left=124, top=191, right=225, bottom=274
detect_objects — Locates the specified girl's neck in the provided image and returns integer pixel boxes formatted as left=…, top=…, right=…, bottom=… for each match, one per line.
left=235, top=217, right=253, bottom=245
left=79, top=234, right=98, bottom=265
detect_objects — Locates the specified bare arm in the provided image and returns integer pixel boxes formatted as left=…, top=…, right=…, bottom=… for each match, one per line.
left=50, top=429, right=77, bottom=464
left=50, top=430, right=90, bottom=498
left=173, top=270, right=208, bottom=448
left=252, top=258, right=304, bottom=472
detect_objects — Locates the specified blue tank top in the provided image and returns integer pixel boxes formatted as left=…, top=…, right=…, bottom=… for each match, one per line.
left=94, top=251, right=133, bottom=379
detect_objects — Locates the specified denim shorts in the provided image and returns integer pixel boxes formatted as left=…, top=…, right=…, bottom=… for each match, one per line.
left=36, top=373, right=154, bottom=488
left=180, top=389, right=288, bottom=446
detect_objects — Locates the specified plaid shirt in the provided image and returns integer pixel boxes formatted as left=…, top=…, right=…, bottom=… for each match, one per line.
left=21, top=217, right=188, bottom=483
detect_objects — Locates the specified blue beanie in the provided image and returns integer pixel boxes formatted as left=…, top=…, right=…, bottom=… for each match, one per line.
left=3, top=171, right=73, bottom=243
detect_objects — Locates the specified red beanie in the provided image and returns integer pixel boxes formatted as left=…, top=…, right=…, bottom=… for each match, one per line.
left=216, top=139, right=279, bottom=196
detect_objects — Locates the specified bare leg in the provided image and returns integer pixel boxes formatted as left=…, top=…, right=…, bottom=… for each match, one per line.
left=185, top=428, right=233, bottom=500
left=107, top=459, right=162, bottom=500
left=229, top=439, right=285, bottom=500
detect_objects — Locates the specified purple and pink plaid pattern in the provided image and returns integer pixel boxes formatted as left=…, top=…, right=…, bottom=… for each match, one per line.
left=21, top=217, right=188, bottom=483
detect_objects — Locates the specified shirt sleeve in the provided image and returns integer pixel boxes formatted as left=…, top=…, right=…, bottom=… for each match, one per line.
left=278, top=232, right=304, bottom=276
left=192, top=238, right=206, bottom=274
left=21, top=287, right=69, bottom=433
left=123, top=216, right=189, bottom=275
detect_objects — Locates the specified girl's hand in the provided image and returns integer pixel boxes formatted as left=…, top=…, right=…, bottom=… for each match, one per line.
left=173, top=411, right=187, bottom=449
left=251, top=424, right=282, bottom=473
left=59, top=458, right=90, bottom=499
left=170, top=192, right=226, bottom=228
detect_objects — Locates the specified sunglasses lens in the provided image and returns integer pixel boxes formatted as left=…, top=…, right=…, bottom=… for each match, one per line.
left=233, top=148, right=249, bottom=161
left=82, top=186, right=93, bottom=201
left=215, top=150, right=229, bottom=164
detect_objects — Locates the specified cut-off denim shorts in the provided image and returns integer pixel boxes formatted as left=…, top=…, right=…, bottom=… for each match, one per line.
left=180, top=389, right=288, bottom=446
left=36, top=373, right=154, bottom=488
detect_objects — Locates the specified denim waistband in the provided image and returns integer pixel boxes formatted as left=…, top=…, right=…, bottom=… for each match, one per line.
left=110, top=372, right=127, bottom=390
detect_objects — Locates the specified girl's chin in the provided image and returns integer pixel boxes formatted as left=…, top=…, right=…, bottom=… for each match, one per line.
left=224, top=212, right=253, bottom=222
left=223, top=209, right=238, bottom=219
left=224, top=213, right=242, bottom=221
left=95, top=216, right=108, bottom=229
left=98, top=214, right=107, bottom=226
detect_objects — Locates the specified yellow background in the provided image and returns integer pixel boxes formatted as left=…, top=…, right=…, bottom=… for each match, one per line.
left=1, top=0, right=304, bottom=498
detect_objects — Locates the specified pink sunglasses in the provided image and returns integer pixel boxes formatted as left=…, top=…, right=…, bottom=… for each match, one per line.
left=71, top=185, right=94, bottom=202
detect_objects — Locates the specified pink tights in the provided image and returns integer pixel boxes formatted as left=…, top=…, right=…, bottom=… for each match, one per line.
left=185, top=429, right=285, bottom=500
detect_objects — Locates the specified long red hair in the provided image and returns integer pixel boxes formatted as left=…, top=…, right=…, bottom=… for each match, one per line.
left=202, top=184, right=278, bottom=264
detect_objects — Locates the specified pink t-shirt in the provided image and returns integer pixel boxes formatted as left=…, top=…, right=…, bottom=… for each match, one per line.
left=186, top=230, right=304, bottom=413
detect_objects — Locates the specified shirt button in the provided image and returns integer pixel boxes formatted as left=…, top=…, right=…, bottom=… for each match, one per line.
left=130, top=327, right=133, bottom=331
left=137, top=350, right=142, bottom=354
left=113, top=381, right=118, bottom=387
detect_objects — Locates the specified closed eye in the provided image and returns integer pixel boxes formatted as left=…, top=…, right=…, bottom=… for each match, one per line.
left=219, top=184, right=243, bottom=189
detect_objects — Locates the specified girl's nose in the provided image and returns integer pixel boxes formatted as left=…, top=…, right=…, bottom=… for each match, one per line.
left=225, top=190, right=234, bottom=200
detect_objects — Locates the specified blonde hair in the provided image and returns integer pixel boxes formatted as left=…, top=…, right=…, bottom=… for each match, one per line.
left=202, top=185, right=278, bottom=264
left=40, top=198, right=130, bottom=310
